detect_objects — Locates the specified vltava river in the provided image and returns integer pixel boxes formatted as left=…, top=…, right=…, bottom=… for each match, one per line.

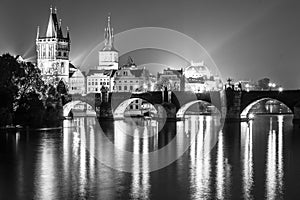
left=0, top=115, right=300, bottom=199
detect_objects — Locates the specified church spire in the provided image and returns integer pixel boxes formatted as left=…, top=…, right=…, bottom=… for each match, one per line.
left=66, top=26, right=70, bottom=40
left=46, top=6, right=57, bottom=37
left=36, top=26, right=40, bottom=39
left=103, top=13, right=115, bottom=51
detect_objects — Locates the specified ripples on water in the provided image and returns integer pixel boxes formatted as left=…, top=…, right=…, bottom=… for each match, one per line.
left=0, top=115, right=300, bottom=199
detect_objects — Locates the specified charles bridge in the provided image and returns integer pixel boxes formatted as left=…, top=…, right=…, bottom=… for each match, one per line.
left=63, top=88, right=300, bottom=123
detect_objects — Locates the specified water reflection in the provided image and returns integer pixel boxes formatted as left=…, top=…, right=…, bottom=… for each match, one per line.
left=130, top=125, right=150, bottom=199
left=241, top=121, right=254, bottom=199
left=0, top=114, right=297, bottom=199
left=189, top=116, right=212, bottom=199
left=34, top=133, right=58, bottom=200
left=265, top=116, right=284, bottom=200
left=215, top=130, right=231, bottom=199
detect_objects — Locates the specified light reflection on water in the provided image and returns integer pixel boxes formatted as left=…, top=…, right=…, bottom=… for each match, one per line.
left=189, top=116, right=212, bottom=199
left=265, top=115, right=284, bottom=200
left=0, top=114, right=299, bottom=199
left=241, top=120, right=254, bottom=199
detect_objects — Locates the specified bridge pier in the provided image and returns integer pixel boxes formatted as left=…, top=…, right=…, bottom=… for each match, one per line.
left=97, top=88, right=113, bottom=119
left=293, top=106, right=300, bottom=124
left=225, top=89, right=242, bottom=122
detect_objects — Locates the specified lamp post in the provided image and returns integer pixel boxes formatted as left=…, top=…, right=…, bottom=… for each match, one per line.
left=268, top=82, right=276, bottom=91
left=268, top=82, right=272, bottom=91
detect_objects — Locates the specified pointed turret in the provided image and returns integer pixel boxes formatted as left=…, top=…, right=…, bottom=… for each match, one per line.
left=46, top=6, right=56, bottom=37
left=103, top=14, right=116, bottom=51
left=66, top=27, right=70, bottom=40
left=45, top=6, right=61, bottom=38
left=57, top=19, right=63, bottom=38
left=36, top=26, right=40, bottom=39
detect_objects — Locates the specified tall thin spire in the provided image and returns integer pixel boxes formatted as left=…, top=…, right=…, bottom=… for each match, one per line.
left=66, top=26, right=70, bottom=40
left=103, top=13, right=115, bottom=51
left=107, top=13, right=111, bottom=29
left=36, top=26, right=40, bottom=39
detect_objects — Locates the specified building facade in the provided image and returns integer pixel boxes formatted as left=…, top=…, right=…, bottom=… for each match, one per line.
left=184, top=61, right=222, bottom=92
left=157, top=68, right=184, bottom=91
left=69, top=69, right=86, bottom=94
left=86, top=69, right=116, bottom=93
left=36, top=7, right=71, bottom=85
left=113, top=57, right=150, bottom=92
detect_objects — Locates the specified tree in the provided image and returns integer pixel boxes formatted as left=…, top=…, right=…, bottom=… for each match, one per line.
left=257, top=78, right=270, bottom=90
left=0, top=53, right=47, bottom=125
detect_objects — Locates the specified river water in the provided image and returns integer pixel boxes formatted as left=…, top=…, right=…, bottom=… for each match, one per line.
left=0, top=114, right=300, bottom=200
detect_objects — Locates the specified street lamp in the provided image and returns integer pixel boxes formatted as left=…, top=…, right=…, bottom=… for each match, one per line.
left=268, top=82, right=272, bottom=90
left=278, top=87, right=283, bottom=92
left=248, top=113, right=255, bottom=120
left=268, top=82, right=276, bottom=91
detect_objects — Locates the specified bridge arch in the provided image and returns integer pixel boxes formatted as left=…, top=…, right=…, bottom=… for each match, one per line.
left=176, top=100, right=221, bottom=119
left=240, top=97, right=293, bottom=118
left=113, top=98, right=158, bottom=119
left=63, top=100, right=96, bottom=117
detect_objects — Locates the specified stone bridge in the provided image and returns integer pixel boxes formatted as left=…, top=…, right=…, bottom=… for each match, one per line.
left=63, top=88, right=300, bottom=123
left=226, top=89, right=300, bottom=122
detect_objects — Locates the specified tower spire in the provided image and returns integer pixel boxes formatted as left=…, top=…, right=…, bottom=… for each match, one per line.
left=66, top=26, right=70, bottom=40
left=36, top=26, right=40, bottom=39
left=46, top=6, right=57, bottom=37
left=103, top=13, right=114, bottom=50
left=59, top=19, right=62, bottom=27
left=107, top=13, right=111, bottom=29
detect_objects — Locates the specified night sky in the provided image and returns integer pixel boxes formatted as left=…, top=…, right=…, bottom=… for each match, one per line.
left=1, top=0, right=300, bottom=88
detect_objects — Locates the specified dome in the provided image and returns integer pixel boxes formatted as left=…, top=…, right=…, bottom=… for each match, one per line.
left=184, top=61, right=211, bottom=78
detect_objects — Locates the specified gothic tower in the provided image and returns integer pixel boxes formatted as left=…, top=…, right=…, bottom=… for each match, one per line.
left=36, top=6, right=71, bottom=85
left=98, top=15, right=119, bottom=70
